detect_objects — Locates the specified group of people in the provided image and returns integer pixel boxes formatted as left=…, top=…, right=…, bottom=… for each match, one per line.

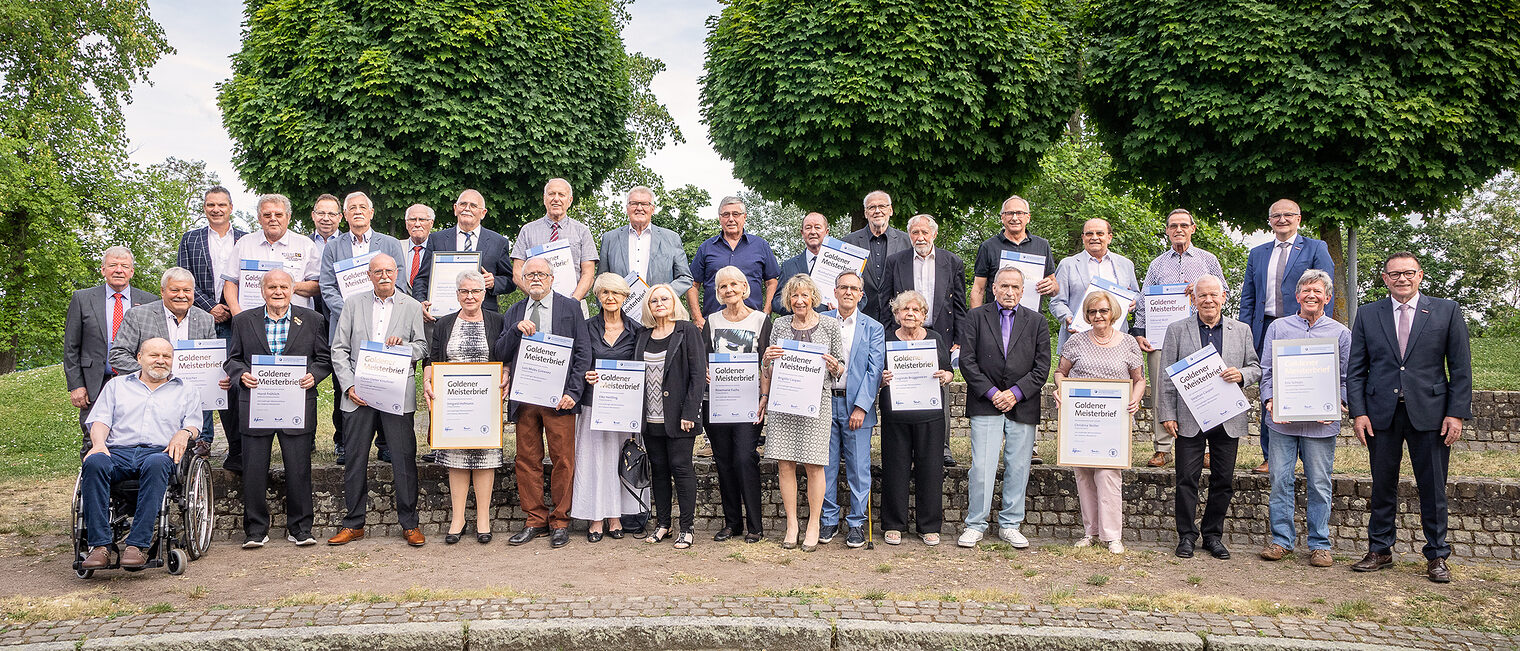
left=64, top=183, right=1470, bottom=584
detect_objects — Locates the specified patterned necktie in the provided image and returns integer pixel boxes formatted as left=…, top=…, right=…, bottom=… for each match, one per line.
left=111, top=292, right=125, bottom=339
left=549, top=221, right=561, bottom=242
left=1397, top=303, right=1412, bottom=357
left=410, top=245, right=423, bottom=285
left=463, top=231, right=475, bottom=252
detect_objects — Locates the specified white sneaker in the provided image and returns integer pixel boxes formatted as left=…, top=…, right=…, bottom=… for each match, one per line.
left=1107, top=540, right=1125, bottom=554
left=1073, top=536, right=1094, bottom=548
left=957, top=529, right=984, bottom=548
left=287, top=533, right=317, bottom=546
left=998, top=527, right=1029, bottom=548
left=242, top=534, right=268, bottom=549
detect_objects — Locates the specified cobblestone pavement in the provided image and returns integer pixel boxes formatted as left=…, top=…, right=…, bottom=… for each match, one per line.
left=3, top=595, right=1516, bottom=649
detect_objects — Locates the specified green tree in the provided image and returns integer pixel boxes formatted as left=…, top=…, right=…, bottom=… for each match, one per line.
left=110, top=158, right=225, bottom=287
left=0, top=0, right=173, bottom=372
left=218, top=0, right=634, bottom=233
left=1084, top=0, right=1520, bottom=314
left=699, top=0, right=1082, bottom=223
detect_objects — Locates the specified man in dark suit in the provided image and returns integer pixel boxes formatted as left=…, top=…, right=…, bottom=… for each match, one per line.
left=1239, top=199, right=1335, bottom=474
left=224, top=269, right=332, bottom=548
left=772, top=212, right=832, bottom=316
left=497, top=258, right=593, bottom=549
left=414, top=188, right=514, bottom=314
left=957, top=267, right=1050, bottom=548
left=1348, top=252, right=1471, bottom=583
left=842, top=190, right=911, bottom=326
left=596, top=186, right=694, bottom=296
left=176, top=186, right=246, bottom=457
left=64, top=247, right=156, bottom=452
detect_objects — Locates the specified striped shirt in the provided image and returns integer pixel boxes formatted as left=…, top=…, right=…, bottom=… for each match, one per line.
left=1134, top=245, right=1226, bottom=330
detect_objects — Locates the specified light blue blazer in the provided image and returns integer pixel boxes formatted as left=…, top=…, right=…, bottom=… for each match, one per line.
left=1048, top=250, right=1140, bottom=350
left=824, top=309, right=885, bottom=431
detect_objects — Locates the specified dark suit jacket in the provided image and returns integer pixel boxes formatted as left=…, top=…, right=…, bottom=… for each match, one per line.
left=771, top=250, right=829, bottom=316
left=1239, top=234, right=1335, bottom=351
left=1348, top=295, right=1472, bottom=432
left=401, top=239, right=433, bottom=300
left=497, top=292, right=592, bottom=419
left=960, top=303, right=1050, bottom=424
left=429, top=311, right=507, bottom=365
left=177, top=225, right=247, bottom=313
left=633, top=321, right=707, bottom=438
left=842, top=226, right=911, bottom=324
left=881, top=247, right=966, bottom=348
left=224, top=305, right=332, bottom=435
left=415, top=226, right=515, bottom=311
left=64, top=284, right=157, bottom=401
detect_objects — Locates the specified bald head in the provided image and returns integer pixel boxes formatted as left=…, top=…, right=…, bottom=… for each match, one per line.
left=1081, top=218, right=1112, bottom=257
left=367, top=253, right=398, bottom=298
left=454, top=189, right=487, bottom=230
left=801, top=212, right=829, bottom=252
left=1268, top=199, right=1303, bottom=240
left=543, top=178, right=572, bottom=220
left=137, top=338, right=174, bottom=382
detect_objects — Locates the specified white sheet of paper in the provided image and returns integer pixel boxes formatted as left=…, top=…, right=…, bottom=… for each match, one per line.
left=172, top=339, right=228, bottom=411
left=508, top=332, right=574, bottom=408
left=709, top=353, right=760, bottom=423
left=998, top=251, right=1047, bottom=312
left=334, top=251, right=381, bottom=300
left=1271, top=337, right=1342, bottom=422
left=1056, top=380, right=1132, bottom=468
left=248, top=355, right=307, bottom=430
left=886, top=339, right=941, bottom=411
left=1144, top=284, right=1192, bottom=345
left=429, top=362, right=503, bottom=449
left=526, top=239, right=578, bottom=299
left=621, top=273, right=651, bottom=323
left=427, top=251, right=481, bottom=316
left=810, top=237, right=869, bottom=310
left=1070, top=277, right=1138, bottom=333
left=589, top=359, right=645, bottom=433
left=768, top=339, right=828, bottom=417
left=1165, top=343, right=1250, bottom=431
left=231, top=259, right=283, bottom=311
left=353, top=341, right=412, bottom=415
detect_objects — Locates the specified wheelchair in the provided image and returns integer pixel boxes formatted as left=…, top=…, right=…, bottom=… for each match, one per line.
left=70, top=451, right=214, bottom=578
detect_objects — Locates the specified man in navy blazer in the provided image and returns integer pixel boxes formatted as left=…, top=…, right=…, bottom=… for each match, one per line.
left=1239, top=199, right=1335, bottom=473
left=496, top=258, right=592, bottom=549
left=414, top=189, right=515, bottom=313
left=772, top=212, right=832, bottom=316
left=1347, top=252, right=1471, bottom=583
left=176, top=186, right=246, bottom=455
left=596, top=186, right=694, bottom=296
left=818, top=271, right=884, bottom=548
left=64, top=247, right=156, bottom=451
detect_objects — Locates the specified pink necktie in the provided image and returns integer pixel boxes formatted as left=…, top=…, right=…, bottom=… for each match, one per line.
left=1397, top=303, right=1411, bottom=357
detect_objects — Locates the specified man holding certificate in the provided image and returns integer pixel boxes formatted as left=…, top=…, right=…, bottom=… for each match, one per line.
left=497, top=258, right=593, bottom=549
left=1157, top=275, right=1258, bottom=560
left=329, top=254, right=429, bottom=548
left=416, top=189, right=514, bottom=314
left=225, top=269, right=331, bottom=548
left=511, top=178, right=599, bottom=303
left=1050, top=218, right=1140, bottom=350
left=817, top=271, right=884, bottom=548
left=1257, top=269, right=1350, bottom=569
left=771, top=212, right=832, bottom=316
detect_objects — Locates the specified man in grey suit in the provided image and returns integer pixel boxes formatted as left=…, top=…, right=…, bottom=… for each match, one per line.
left=842, top=190, right=911, bottom=325
left=597, top=186, right=694, bottom=297
left=772, top=212, right=831, bottom=316
left=1157, top=274, right=1259, bottom=561
left=108, top=267, right=226, bottom=459
left=64, top=247, right=156, bottom=451
left=326, top=253, right=429, bottom=548
left=1049, top=218, right=1141, bottom=350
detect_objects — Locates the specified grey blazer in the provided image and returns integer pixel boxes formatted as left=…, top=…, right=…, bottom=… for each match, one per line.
left=330, top=290, right=428, bottom=413
left=1157, top=315, right=1261, bottom=438
left=596, top=224, right=694, bottom=296
left=1049, top=250, right=1140, bottom=349
left=63, top=284, right=157, bottom=400
left=319, top=230, right=409, bottom=333
left=108, top=301, right=217, bottom=372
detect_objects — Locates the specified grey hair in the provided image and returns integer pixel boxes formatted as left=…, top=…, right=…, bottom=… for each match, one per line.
left=889, top=289, right=929, bottom=315
left=907, top=213, right=938, bottom=232
left=261, top=268, right=293, bottom=288
left=544, top=177, right=573, bottom=194
left=714, top=265, right=750, bottom=299
left=406, top=204, right=435, bottom=221
left=343, top=191, right=371, bottom=209
left=718, top=195, right=746, bottom=210
left=591, top=272, right=631, bottom=298
left=1297, top=269, right=1333, bottom=294
left=257, top=193, right=292, bottom=216
left=160, top=266, right=195, bottom=289
left=993, top=266, right=1027, bottom=287
left=863, top=190, right=891, bottom=208
left=101, top=246, right=135, bottom=264
left=455, top=269, right=485, bottom=288
left=627, top=186, right=656, bottom=203
left=1193, top=274, right=1225, bottom=294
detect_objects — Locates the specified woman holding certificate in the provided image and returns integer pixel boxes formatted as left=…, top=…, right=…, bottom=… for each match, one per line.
left=575, top=273, right=646, bottom=542
left=423, top=271, right=505, bottom=545
left=1053, top=291, right=1145, bottom=554
left=878, top=290, right=954, bottom=546
left=701, top=265, right=772, bottom=543
left=758, top=275, right=846, bottom=551
left=633, top=284, right=707, bottom=549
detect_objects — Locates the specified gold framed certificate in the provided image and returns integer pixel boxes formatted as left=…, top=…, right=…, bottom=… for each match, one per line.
left=428, top=362, right=503, bottom=449
left=1056, top=377, right=1133, bottom=469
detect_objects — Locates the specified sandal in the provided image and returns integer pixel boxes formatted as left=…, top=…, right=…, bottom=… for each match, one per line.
left=884, top=530, right=902, bottom=545
left=643, top=526, right=670, bottom=544
left=673, top=531, right=693, bottom=549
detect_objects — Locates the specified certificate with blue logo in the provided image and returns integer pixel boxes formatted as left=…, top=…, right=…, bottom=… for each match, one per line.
left=1271, top=338, right=1341, bottom=422
left=1057, top=378, right=1132, bottom=469
left=429, top=362, right=502, bottom=449
left=588, top=359, right=645, bottom=433
left=767, top=339, right=828, bottom=418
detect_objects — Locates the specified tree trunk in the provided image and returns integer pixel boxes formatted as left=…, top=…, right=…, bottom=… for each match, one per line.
left=0, top=349, right=15, bottom=375
left=1319, top=222, right=1349, bottom=324
left=850, top=207, right=865, bottom=232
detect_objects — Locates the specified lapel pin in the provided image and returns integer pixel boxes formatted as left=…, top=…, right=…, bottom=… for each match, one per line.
left=293, top=316, right=303, bottom=325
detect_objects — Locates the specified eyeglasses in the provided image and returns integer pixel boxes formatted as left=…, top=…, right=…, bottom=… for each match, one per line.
left=719, top=211, right=746, bottom=218
left=1085, top=308, right=1112, bottom=315
left=628, top=201, right=654, bottom=208
left=1000, top=210, right=1030, bottom=218
left=455, top=201, right=483, bottom=209
left=836, top=286, right=863, bottom=293
left=1383, top=269, right=1420, bottom=279
left=456, top=288, right=486, bottom=295
left=523, top=272, right=551, bottom=280
left=312, top=211, right=341, bottom=218
left=404, top=216, right=432, bottom=223
left=1269, top=212, right=1300, bottom=221
left=866, top=203, right=891, bottom=211
left=1165, top=222, right=1193, bottom=230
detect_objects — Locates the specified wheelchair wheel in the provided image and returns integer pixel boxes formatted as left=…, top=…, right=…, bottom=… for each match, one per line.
left=178, top=457, right=213, bottom=560
left=166, top=549, right=187, bottom=575
left=70, top=473, right=93, bottom=579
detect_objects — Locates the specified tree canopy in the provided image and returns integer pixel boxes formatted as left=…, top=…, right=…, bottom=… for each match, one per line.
left=699, top=0, right=1082, bottom=222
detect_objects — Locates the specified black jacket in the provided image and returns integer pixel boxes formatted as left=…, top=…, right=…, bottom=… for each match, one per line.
left=633, top=321, right=707, bottom=438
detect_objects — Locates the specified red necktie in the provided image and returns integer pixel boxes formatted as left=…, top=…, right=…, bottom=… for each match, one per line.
left=111, top=292, right=125, bottom=339
left=410, top=245, right=423, bottom=285
left=549, top=221, right=560, bottom=242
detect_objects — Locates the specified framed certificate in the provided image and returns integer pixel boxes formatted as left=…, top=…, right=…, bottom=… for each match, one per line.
left=1271, top=337, right=1341, bottom=422
left=427, top=251, right=482, bottom=316
left=429, top=362, right=503, bottom=449
left=1056, top=377, right=1132, bottom=469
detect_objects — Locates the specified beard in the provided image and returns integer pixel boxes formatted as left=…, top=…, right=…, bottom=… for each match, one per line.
left=146, top=366, right=172, bottom=381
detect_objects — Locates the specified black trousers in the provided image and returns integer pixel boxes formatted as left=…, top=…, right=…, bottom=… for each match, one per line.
left=331, top=374, right=386, bottom=453
left=706, top=418, right=764, bottom=535
left=1368, top=402, right=1451, bottom=560
left=341, top=407, right=417, bottom=529
left=645, top=427, right=696, bottom=532
left=881, top=417, right=945, bottom=534
left=242, top=429, right=314, bottom=539
left=1174, top=426, right=1239, bottom=543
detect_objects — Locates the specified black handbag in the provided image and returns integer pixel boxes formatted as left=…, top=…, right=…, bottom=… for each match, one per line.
left=618, top=436, right=651, bottom=510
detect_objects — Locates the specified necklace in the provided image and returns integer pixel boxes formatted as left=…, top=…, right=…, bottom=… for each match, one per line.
left=1090, top=329, right=1116, bottom=345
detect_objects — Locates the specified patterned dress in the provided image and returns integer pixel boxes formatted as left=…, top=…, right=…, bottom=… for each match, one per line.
left=435, top=319, right=504, bottom=470
left=763, top=314, right=845, bottom=466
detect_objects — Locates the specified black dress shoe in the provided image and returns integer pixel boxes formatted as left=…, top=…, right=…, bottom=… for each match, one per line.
left=1351, top=551, right=1394, bottom=572
left=587, top=530, right=604, bottom=543
left=444, top=531, right=462, bottom=545
left=942, top=453, right=958, bottom=468
left=508, top=526, right=548, bottom=546
left=713, top=527, right=736, bottom=542
left=1202, top=538, right=1230, bottom=560
left=550, top=527, right=570, bottom=548
left=745, top=532, right=763, bottom=544
left=607, top=529, right=624, bottom=540
left=1175, top=538, right=1195, bottom=558
left=419, top=451, right=438, bottom=464
left=476, top=532, right=492, bottom=544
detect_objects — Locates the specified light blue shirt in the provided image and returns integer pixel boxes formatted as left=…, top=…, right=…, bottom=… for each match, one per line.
left=85, top=373, right=202, bottom=448
left=1259, top=313, right=1352, bottom=438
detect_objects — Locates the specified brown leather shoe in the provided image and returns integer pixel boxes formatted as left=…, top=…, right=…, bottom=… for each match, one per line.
left=1251, top=461, right=1269, bottom=474
left=81, top=546, right=110, bottom=570
left=1426, top=557, right=1451, bottom=583
left=193, top=440, right=211, bottom=459
left=119, top=545, right=149, bottom=568
left=1259, top=543, right=1288, bottom=561
left=1351, top=551, right=1394, bottom=572
left=327, top=527, right=365, bottom=545
left=403, top=528, right=426, bottom=547
left=1147, top=452, right=1169, bottom=467
left=1309, top=549, right=1333, bottom=567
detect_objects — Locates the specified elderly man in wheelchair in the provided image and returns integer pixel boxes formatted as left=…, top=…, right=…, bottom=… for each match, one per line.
left=75, top=337, right=211, bottom=575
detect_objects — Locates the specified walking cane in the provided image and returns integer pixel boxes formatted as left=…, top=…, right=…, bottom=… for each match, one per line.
left=865, top=472, right=875, bottom=550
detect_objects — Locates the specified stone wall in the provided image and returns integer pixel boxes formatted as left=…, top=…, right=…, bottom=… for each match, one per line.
left=211, top=459, right=1520, bottom=561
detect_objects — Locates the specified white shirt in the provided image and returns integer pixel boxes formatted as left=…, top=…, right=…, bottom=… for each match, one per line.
left=349, top=229, right=372, bottom=256
left=370, top=293, right=396, bottom=340
left=164, top=307, right=191, bottom=342
left=526, top=294, right=553, bottom=330
left=456, top=226, right=481, bottom=252
left=628, top=224, right=653, bottom=279
left=913, top=249, right=936, bottom=326
left=232, top=230, right=321, bottom=309
left=1264, top=236, right=1295, bottom=317
left=207, top=227, right=237, bottom=302
left=1085, top=251, right=1117, bottom=283
left=834, top=310, right=858, bottom=390
left=405, top=240, right=429, bottom=280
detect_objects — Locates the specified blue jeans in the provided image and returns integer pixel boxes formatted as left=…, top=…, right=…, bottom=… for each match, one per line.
left=81, top=446, right=175, bottom=549
left=820, top=395, right=872, bottom=529
left=964, top=415, right=1036, bottom=532
left=1268, top=432, right=1335, bottom=551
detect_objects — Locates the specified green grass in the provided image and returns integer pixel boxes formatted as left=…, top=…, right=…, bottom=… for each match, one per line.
left=1471, top=338, right=1520, bottom=391
left=0, top=366, right=84, bottom=481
